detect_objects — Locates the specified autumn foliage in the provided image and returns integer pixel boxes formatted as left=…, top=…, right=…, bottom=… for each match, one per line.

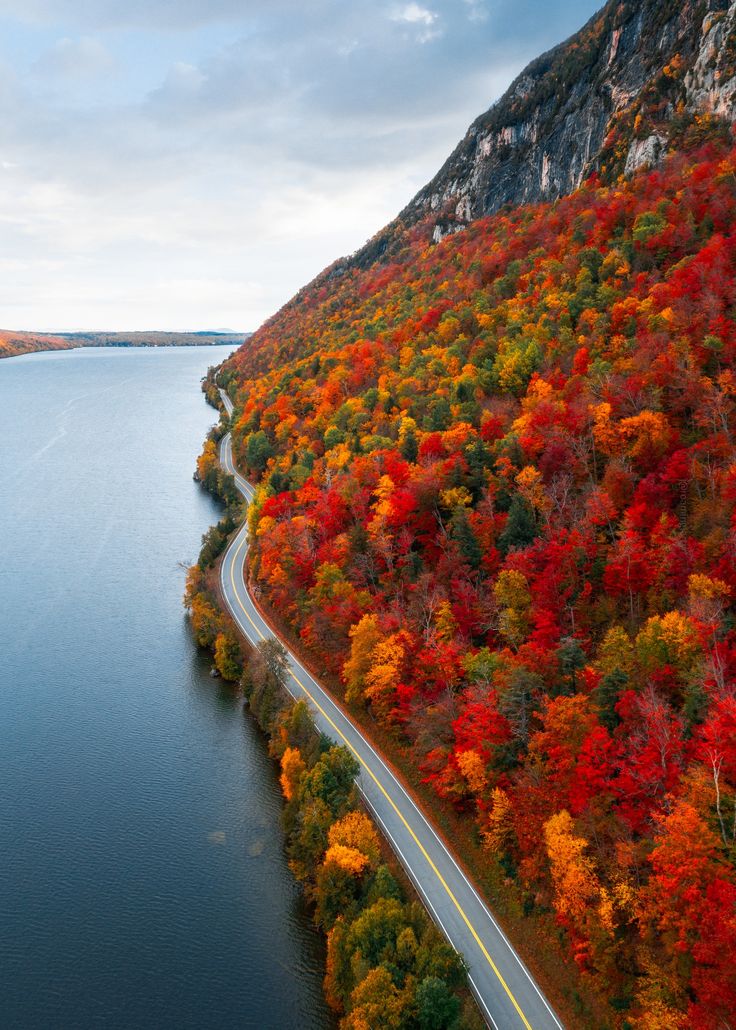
left=221, top=135, right=736, bottom=1025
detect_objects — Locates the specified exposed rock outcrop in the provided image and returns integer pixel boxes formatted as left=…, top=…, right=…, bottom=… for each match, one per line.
left=353, top=0, right=736, bottom=268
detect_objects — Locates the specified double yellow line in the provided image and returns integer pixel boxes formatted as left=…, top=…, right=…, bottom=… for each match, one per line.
left=225, top=523, right=536, bottom=1030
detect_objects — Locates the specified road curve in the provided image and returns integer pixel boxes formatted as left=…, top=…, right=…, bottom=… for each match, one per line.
left=216, top=388, right=564, bottom=1030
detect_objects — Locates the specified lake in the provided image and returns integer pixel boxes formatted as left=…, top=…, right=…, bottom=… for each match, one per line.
left=0, top=346, right=331, bottom=1029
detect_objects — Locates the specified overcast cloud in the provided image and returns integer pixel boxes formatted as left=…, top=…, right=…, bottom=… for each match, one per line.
left=0, top=0, right=602, bottom=331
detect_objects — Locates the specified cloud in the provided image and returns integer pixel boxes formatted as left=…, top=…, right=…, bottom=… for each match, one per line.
left=35, top=36, right=114, bottom=78
left=389, top=3, right=440, bottom=43
left=390, top=3, right=437, bottom=26
left=149, top=61, right=206, bottom=107
left=0, top=0, right=319, bottom=30
left=463, top=0, right=489, bottom=22
left=0, top=0, right=604, bottom=331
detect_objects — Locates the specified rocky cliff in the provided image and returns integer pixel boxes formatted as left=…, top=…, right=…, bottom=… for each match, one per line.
left=353, top=0, right=736, bottom=264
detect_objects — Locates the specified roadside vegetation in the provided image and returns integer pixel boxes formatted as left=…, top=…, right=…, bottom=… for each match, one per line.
left=186, top=425, right=245, bottom=682
left=245, top=641, right=482, bottom=1030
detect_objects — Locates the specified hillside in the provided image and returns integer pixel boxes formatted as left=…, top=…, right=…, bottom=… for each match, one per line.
left=222, top=139, right=736, bottom=1025
left=0, top=330, right=247, bottom=361
left=217, top=2, right=736, bottom=1026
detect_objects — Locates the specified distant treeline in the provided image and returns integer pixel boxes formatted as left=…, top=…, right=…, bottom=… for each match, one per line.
left=0, top=330, right=249, bottom=360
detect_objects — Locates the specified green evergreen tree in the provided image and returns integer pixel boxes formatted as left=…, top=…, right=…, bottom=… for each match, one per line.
left=593, top=668, right=627, bottom=731
left=466, top=438, right=490, bottom=499
left=452, top=508, right=483, bottom=569
left=555, top=637, right=587, bottom=696
left=498, top=494, right=537, bottom=552
left=365, top=864, right=403, bottom=906
left=400, top=425, right=419, bottom=463
left=428, top=397, right=451, bottom=431
left=416, top=976, right=461, bottom=1030
left=268, top=469, right=289, bottom=494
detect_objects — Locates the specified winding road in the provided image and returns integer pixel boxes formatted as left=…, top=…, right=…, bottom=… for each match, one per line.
left=216, top=388, right=563, bottom=1030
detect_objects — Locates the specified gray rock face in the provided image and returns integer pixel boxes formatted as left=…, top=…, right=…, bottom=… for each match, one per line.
left=686, top=6, right=736, bottom=116
left=354, top=0, right=736, bottom=267
left=624, top=134, right=668, bottom=176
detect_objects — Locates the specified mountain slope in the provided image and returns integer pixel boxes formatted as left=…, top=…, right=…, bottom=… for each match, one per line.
left=218, top=3, right=736, bottom=1025
left=222, top=139, right=736, bottom=1026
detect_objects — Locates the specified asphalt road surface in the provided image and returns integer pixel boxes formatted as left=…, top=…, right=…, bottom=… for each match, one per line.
left=216, top=388, right=564, bottom=1030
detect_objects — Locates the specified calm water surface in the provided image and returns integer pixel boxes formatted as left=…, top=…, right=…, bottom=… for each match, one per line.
left=0, top=347, right=331, bottom=1029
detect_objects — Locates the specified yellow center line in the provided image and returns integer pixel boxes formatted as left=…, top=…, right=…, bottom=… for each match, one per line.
left=225, top=524, right=534, bottom=1030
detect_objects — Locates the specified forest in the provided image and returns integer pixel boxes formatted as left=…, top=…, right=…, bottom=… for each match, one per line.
left=219, top=127, right=736, bottom=1027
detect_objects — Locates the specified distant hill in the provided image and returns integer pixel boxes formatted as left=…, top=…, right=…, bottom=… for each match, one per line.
left=0, top=330, right=250, bottom=360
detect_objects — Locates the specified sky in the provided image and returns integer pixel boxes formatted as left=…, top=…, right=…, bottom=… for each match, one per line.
left=0, top=0, right=602, bottom=332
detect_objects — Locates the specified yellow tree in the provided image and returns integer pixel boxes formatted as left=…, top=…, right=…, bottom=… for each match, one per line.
left=322, top=843, right=370, bottom=876
left=328, top=811, right=380, bottom=867
left=214, top=631, right=242, bottom=681
left=363, top=632, right=410, bottom=720
left=634, top=611, right=702, bottom=680
left=494, top=569, right=531, bottom=649
left=481, top=787, right=514, bottom=854
left=342, top=966, right=408, bottom=1030
left=196, top=438, right=218, bottom=483
left=515, top=465, right=552, bottom=524
left=544, top=810, right=610, bottom=938
left=456, top=749, right=487, bottom=799
left=434, top=600, right=458, bottom=646
left=596, top=625, right=634, bottom=678
left=343, top=615, right=383, bottom=704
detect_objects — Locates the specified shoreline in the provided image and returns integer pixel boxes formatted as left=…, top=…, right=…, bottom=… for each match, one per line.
left=0, top=335, right=246, bottom=362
